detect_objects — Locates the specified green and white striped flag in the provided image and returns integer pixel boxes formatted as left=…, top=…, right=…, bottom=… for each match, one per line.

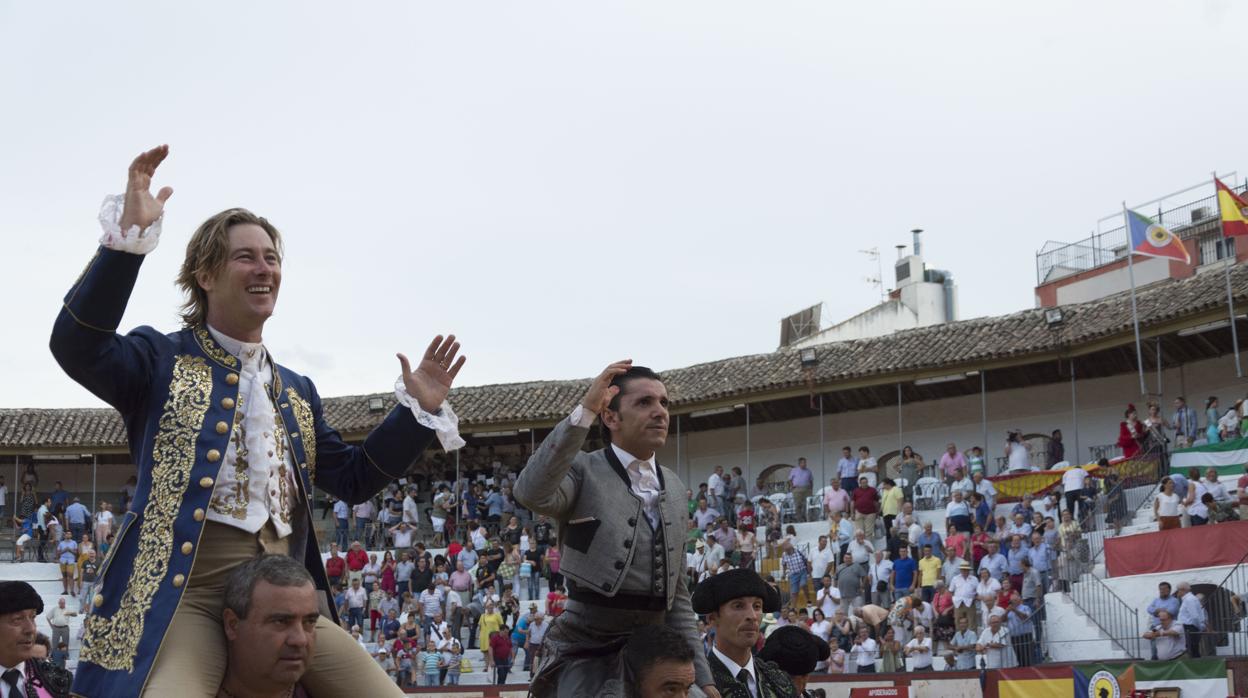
left=1170, top=435, right=1248, bottom=479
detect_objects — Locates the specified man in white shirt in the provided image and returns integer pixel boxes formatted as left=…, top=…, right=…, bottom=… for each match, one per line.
left=353, top=499, right=377, bottom=549
left=976, top=613, right=1012, bottom=669
left=44, top=598, right=77, bottom=657
left=402, top=487, right=420, bottom=526
left=810, top=536, right=837, bottom=580
left=1061, top=466, right=1089, bottom=520
left=869, top=551, right=894, bottom=607
left=816, top=575, right=842, bottom=619
left=973, top=471, right=997, bottom=510
left=949, top=562, right=978, bottom=629
left=692, top=569, right=793, bottom=697
left=849, top=626, right=878, bottom=673
left=332, top=498, right=351, bottom=549
left=903, top=624, right=933, bottom=670
left=1143, top=610, right=1185, bottom=661
left=707, top=466, right=727, bottom=516
left=704, top=539, right=726, bottom=576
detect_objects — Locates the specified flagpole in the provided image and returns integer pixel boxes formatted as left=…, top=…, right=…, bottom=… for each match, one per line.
left=1214, top=171, right=1243, bottom=378
left=1123, top=202, right=1148, bottom=396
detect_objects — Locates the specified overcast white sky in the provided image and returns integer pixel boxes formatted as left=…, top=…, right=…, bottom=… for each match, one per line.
left=2, top=1, right=1246, bottom=408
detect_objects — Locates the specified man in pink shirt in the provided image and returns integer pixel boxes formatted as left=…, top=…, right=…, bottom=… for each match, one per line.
left=823, top=479, right=851, bottom=521
left=939, top=443, right=967, bottom=483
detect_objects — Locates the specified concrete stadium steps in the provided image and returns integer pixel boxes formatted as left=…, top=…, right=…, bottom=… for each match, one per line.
left=1042, top=590, right=1131, bottom=663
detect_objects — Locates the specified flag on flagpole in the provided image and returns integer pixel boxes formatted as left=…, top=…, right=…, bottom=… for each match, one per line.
left=1125, top=208, right=1190, bottom=263
left=1215, top=177, right=1248, bottom=237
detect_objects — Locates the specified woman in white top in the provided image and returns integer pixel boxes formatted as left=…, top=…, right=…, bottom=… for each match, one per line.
left=1153, top=477, right=1182, bottom=531
left=809, top=609, right=833, bottom=671
left=904, top=624, right=934, bottom=670
left=1005, top=431, right=1033, bottom=472
left=975, top=568, right=1002, bottom=622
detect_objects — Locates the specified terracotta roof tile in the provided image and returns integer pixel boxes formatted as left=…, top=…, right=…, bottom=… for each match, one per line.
left=5, top=264, right=1246, bottom=449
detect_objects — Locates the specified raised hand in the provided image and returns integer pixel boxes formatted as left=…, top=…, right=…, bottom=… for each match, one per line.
left=118, top=144, right=174, bottom=232
left=397, top=335, right=466, bottom=413
left=581, top=360, right=632, bottom=415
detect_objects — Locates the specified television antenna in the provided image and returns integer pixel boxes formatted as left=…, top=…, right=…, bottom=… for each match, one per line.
left=859, top=247, right=885, bottom=303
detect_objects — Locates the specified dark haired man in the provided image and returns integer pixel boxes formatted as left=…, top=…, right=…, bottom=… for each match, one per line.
left=219, top=555, right=320, bottom=698
left=605, top=624, right=697, bottom=698
left=692, top=569, right=795, bottom=697
left=51, top=146, right=468, bottom=697
left=515, top=361, right=716, bottom=697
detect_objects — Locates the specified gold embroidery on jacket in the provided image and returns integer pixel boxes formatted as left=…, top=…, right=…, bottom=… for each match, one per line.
left=194, top=326, right=239, bottom=368
left=210, top=395, right=250, bottom=519
left=81, top=355, right=211, bottom=672
left=274, top=412, right=292, bottom=524
left=286, top=387, right=316, bottom=481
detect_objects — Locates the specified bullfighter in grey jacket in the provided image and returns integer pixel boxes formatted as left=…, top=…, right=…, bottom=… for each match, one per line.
left=514, top=361, right=719, bottom=698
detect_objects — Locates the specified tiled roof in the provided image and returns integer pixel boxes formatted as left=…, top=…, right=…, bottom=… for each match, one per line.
left=6, top=263, right=1248, bottom=449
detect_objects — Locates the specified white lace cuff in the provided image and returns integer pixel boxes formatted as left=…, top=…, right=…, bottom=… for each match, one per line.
left=394, top=378, right=465, bottom=451
left=98, top=193, right=163, bottom=255
left=568, top=404, right=597, bottom=428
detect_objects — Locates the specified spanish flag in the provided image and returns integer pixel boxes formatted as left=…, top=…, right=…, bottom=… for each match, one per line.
left=1216, top=177, right=1248, bottom=237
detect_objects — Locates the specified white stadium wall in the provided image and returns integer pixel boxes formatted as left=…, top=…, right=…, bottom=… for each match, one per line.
left=659, top=352, right=1248, bottom=489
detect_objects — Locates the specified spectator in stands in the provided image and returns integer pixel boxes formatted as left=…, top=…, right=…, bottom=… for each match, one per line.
left=949, top=561, right=977, bottom=629
left=1005, top=430, right=1033, bottom=473
left=1144, top=609, right=1185, bottom=661
left=789, top=458, right=815, bottom=522
left=823, top=478, right=851, bottom=523
left=354, top=498, right=377, bottom=548
left=1006, top=596, right=1035, bottom=666
left=940, top=443, right=967, bottom=483
left=941, top=544, right=966, bottom=587
left=836, top=551, right=866, bottom=612
left=880, top=479, right=903, bottom=542
left=1154, top=477, right=1182, bottom=531
left=851, top=476, right=880, bottom=538
left=780, top=540, right=811, bottom=603
left=1220, top=403, right=1242, bottom=441
left=972, top=471, right=996, bottom=510
left=55, top=532, right=77, bottom=596
left=1119, top=405, right=1146, bottom=459
left=692, top=498, right=720, bottom=531
left=903, top=623, right=933, bottom=671
left=1061, top=466, right=1089, bottom=521
left=917, top=545, right=941, bottom=603
left=847, top=529, right=874, bottom=572
left=915, top=522, right=943, bottom=561
left=63, top=498, right=88, bottom=545
left=44, top=598, right=75, bottom=656
left=890, top=545, right=917, bottom=603
left=837, top=447, right=859, bottom=493
left=976, top=611, right=1011, bottom=669
left=856, top=447, right=878, bottom=489
left=946, top=490, right=972, bottom=535
left=849, top=626, right=878, bottom=673
left=1172, top=397, right=1198, bottom=448
left=1176, top=582, right=1206, bottom=658
left=489, top=623, right=514, bottom=685
left=898, top=446, right=921, bottom=500
left=1205, top=396, right=1221, bottom=443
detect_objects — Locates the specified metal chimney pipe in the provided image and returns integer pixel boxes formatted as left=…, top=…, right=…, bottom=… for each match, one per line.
left=911, top=228, right=923, bottom=257
left=895, top=244, right=906, bottom=261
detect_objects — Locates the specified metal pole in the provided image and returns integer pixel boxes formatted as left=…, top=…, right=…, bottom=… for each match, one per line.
left=92, top=454, right=97, bottom=516
left=980, top=371, right=988, bottom=460
left=896, top=383, right=903, bottom=455
left=1226, top=262, right=1243, bottom=378
left=745, top=405, right=751, bottom=490
left=1156, top=337, right=1163, bottom=397
left=1123, top=203, right=1148, bottom=396
left=1071, top=359, right=1080, bottom=465
left=819, top=395, right=825, bottom=490
left=1214, top=171, right=1243, bottom=378
left=676, top=415, right=682, bottom=484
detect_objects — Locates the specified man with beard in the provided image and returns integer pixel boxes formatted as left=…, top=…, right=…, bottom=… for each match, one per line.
left=692, top=569, right=795, bottom=698
left=0, top=581, right=73, bottom=698
left=515, top=363, right=715, bottom=697
left=218, top=555, right=320, bottom=698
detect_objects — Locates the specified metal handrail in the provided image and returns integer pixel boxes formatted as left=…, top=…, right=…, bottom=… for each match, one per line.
left=1066, top=571, right=1145, bottom=659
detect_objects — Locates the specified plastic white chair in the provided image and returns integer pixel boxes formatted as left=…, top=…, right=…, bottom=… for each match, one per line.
left=913, top=477, right=943, bottom=510
left=805, top=495, right=823, bottom=520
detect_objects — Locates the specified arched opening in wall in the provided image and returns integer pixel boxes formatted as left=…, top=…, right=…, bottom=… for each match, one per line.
left=1193, top=583, right=1240, bottom=652
left=755, top=464, right=794, bottom=495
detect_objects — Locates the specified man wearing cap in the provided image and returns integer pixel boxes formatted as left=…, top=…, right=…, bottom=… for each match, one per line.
left=0, top=581, right=73, bottom=698
left=515, top=364, right=715, bottom=696
left=759, top=625, right=829, bottom=698
left=692, top=569, right=796, bottom=698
